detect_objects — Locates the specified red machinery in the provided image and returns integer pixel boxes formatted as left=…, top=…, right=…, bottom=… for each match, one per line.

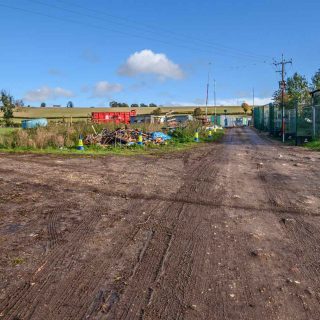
left=91, top=110, right=136, bottom=124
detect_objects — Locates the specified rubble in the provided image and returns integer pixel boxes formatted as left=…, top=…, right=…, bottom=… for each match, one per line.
left=84, top=128, right=171, bottom=146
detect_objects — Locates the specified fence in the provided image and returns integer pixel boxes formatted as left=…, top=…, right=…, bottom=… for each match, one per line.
left=253, top=103, right=320, bottom=144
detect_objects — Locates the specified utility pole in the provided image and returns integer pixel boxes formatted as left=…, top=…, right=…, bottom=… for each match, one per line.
left=273, top=54, right=292, bottom=143
left=252, top=88, right=255, bottom=108
left=205, top=62, right=211, bottom=118
left=214, top=79, right=217, bottom=127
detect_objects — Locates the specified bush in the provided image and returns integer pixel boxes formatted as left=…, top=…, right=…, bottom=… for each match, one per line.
left=193, top=107, right=202, bottom=117
left=170, top=121, right=203, bottom=143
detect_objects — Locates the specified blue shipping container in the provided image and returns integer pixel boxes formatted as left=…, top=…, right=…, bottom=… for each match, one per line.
left=21, top=118, right=48, bottom=129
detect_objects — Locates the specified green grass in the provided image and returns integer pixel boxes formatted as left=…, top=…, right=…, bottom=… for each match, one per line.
left=0, top=127, right=17, bottom=135
left=305, top=140, right=320, bottom=151
left=0, top=142, right=196, bottom=156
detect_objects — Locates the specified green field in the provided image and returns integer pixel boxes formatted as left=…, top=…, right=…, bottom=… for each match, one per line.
left=0, top=106, right=248, bottom=123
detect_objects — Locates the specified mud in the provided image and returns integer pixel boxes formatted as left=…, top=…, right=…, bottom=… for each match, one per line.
left=0, top=127, right=320, bottom=319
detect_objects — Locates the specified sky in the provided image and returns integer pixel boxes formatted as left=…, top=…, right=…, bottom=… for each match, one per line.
left=0, top=0, right=319, bottom=107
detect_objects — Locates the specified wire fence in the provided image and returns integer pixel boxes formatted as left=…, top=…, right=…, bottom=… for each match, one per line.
left=253, top=103, right=320, bottom=144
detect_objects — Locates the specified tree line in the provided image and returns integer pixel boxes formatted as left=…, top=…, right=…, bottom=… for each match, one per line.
left=273, top=69, right=320, bottom=107
left=109, top=101, right=158, bottom=108
left=40, top=101, right=74, bottom=108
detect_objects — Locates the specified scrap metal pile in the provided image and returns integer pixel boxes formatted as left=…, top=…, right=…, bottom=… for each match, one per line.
left=84, top=128, right=171, bottom=146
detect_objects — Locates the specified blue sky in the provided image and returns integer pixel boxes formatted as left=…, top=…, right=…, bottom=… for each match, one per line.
left=0, top=0, right=319, bottom=107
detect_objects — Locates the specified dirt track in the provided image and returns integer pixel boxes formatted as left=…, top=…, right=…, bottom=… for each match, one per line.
left=0, top=127, right=320, bottom=320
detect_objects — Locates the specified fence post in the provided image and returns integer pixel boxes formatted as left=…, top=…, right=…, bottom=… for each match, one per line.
left=295, top=102, right=298, bottom=146
left=313, top=106, right=316, bottom=139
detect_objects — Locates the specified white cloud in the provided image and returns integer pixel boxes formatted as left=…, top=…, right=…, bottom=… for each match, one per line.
left=24, top=86, right=74, bottom=102
left=118, top=49, right=184, bottom=80
left=92, top=81, right=123, bottom=98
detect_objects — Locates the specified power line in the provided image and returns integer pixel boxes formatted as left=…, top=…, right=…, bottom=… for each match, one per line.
left=50, top=0, right=272, bottom=61
left=205, top=62, right=211, bottom=117
left=3, top=0, right=272, bottom=63
left=0, top=2, right=224, bottom=56
left=252, top=87, right=255, bottom=108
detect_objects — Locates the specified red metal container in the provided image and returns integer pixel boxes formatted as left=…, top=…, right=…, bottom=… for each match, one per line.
left=91, top=110, right=137, bottom=124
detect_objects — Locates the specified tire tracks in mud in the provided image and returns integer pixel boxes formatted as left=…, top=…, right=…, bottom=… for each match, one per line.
left=102, top=145, right=227, bottom=320
left=0, top=199, right=165, bottom=320
left=187, top=128, right=280, bottom=320
left=244, top=128, right=320, bottom=319
left=1, top=128, right=320, bottom=320
left=0, top=204, right=103, bottom=320
left=46, top=208, right=61, bottom=251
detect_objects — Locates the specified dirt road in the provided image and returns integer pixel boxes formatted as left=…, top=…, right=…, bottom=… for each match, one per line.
left=0, top=127, right=320, bottom=320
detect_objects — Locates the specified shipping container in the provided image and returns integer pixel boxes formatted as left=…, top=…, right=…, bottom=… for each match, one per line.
left=91, top=110, right=137, bottom=124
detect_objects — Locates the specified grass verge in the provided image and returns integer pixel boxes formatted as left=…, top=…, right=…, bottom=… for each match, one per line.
left=304, top=140, right=320, bottom=151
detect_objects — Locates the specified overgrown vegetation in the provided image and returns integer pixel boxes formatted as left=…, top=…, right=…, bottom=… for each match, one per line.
left=0, top=90, right=15, bottom=126
left=305, top=140, right=320, bottom=151
left=193, top=107, right=202, bottom=117
left=0, top=121, right=224, bottom=155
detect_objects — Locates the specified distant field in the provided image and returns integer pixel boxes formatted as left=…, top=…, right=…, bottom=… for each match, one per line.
left=0, top=106, right=249, bottom=123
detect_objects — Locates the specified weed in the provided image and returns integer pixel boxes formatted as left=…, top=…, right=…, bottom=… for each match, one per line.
left=12, top=257, right=24, bottom=266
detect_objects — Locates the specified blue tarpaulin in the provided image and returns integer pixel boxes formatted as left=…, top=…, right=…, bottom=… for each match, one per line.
left=150, top=132, right=172, bottom=141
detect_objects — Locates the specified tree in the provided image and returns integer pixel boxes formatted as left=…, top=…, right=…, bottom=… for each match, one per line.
left=118, top=102, right=129, bottom=108
left=311, top=69, right=320, bottom=90
left=241, top=102, right=250, bottom=114
left=193, top=107, right=202, bottom=117
left=152, top=107, right=162, bottom=115
left=149, top=103, right=157, bottom=108
left=140, top=103, right=148, bottom=108
left=15, top=99, right=24, bottom=108
left=40, top=102, right=46, bottom=108
left=273, top=89, right=289, bottom=106
left=131, top=103, right=139, bottom=108
left=0, top=90, right=15, bottom=126
left=110, top=101, right=118, bottom=108
left=286, top=72, right=310, bottom=107
left=272, top=72, right=310, bottom=107
left=66, top=101, right=74, bottom=108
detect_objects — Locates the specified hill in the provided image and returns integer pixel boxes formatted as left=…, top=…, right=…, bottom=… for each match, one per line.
left=1, top=106, right=251, bottom=123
